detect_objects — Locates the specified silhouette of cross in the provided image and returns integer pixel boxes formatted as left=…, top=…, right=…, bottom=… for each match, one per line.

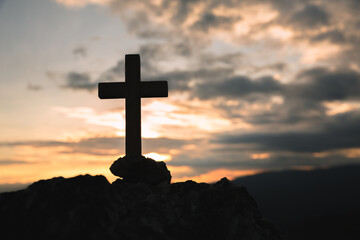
left=98, top=54, right=168, bottom=157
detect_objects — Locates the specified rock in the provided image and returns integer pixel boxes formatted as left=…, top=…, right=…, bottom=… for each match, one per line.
left=0, top=175, right=282, bottom=240
left=110, top=155, right=171, bottom=185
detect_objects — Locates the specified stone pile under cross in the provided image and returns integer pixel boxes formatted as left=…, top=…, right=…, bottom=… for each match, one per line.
left=98, top=54, right=168, bottom=157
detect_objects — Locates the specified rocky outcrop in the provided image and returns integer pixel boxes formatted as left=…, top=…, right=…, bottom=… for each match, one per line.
left=110, top=156, right=171, bottom=185
left=0, top=175, right=281, bottom=240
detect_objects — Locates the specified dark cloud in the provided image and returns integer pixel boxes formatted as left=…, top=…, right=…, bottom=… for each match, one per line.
left=290, top=4, right=329, bottom=28
left=198, top=53, right=286, bottom=74
left=290, top=68, right=360, bottom=101
left=194, top=75, right=283, bottom=100
left=97, top=60, right=124, bottom=82
left=173, top=42, right=193, bottom=56
left=262, top=63, right=287, bottom=72
left=198, top=52, right=243, bottom=67
left=170, top=152, right=360, bottom=172
left=258, top=153, right=360, bottom=169
left=63, top=72, right=97, bottom=91
left=143, top=67, right=235, bottom=93
left=216, top=110, right=360, bottom=153
left=222, top=99, right=325, bottom=126
left=62, top=58, right=125, bottom=92
left=191, top=13, right=239, bottom=32
left=0, top=140, right=70, bottom=148
left=110, top=0, right=235, bottom=45
left=311, top=30, right=346, bottom=44
left=73, top=46, right=87, bottom=58
left=0, top=159, right=32, bottom=165
left=144, top=70, right=191, bottom=92
left=0, top=137, right=188, bottom=156
left=138, top=44, right=167, bottom=73
left=63, top=136, right=187, bottom=155
left=139, top=40, right=195, bottom=64
left=27, top=83, right=42, bottom=91
left=191, top=67, right=360, bottom=126
left=170, top=0, right=202, bottom=24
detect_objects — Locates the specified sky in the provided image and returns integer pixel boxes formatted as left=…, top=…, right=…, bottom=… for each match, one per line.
left=1, top=0, right=360, bottom=185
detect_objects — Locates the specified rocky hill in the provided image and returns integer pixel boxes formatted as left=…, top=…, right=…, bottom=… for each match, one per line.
left=0, top=174, right=281, bottom=240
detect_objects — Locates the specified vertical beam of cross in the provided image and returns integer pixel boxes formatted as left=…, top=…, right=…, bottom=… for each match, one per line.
left=98, top=54, right=168, bottom=157
left=125, top=55, right=141, bottom=156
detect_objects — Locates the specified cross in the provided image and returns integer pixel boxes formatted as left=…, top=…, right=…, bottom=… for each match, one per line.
left=98, top=54, right=168, bottom=157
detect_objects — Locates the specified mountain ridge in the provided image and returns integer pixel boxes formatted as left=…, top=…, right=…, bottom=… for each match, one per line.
left=233, top=164, right=360, bottom=239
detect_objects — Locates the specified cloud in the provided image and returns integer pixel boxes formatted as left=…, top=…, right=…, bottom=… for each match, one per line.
left=290, top=4, right=329, bottom=28
left=63, top=72, right=97, bottom=91
left=215, top=110, right=360, bottom=153
left=194, top=75, right=283, bottom=100
left=73, top=46, right=87, bottom=58
left=0, top=137, right=189, bottom=156
left=144, top=67, right=234, bottom=93
left=187, top=66, right=360, bottom=127
left=61, top=58, right=125, bottom=92
left=27, top=83, right=42, bottom=91
left=191, top=13, right=240, bottom=33
left=170, top=151, right=360, bottom=172
left=0, top=140, right=71, bottom=148
left=289, top=68, right=360, bottom=101
left=0, top=159, right=32, bottom=165
left=311, top=30, right=346, bottom=44
left=97, top=60, right=124, bottom=82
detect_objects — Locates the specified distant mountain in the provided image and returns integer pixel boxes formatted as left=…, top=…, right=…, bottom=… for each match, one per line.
left=0, top=183, right=28, bottom=193
left=233, top=165, right=360, bottom=239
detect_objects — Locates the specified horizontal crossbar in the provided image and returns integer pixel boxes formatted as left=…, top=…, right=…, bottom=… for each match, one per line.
left=98, top=81, right=168, bottom=99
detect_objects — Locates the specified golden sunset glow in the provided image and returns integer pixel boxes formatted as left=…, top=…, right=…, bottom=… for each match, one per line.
left=268, top=26, right=294, bottom=40
left=144, top=152, right=172, bottom=162
left=301, top=42, right=344, bottom=64
left=251, top=153, right=270, bottom=160
left=324, top=101, right=360, bottom=116
left=54, top=106, right=126, bottom=136
left=173, top=169, right=261, bottom=183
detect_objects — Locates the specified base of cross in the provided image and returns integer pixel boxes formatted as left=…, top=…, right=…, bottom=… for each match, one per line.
left=110, top=155, right=172, bottom=185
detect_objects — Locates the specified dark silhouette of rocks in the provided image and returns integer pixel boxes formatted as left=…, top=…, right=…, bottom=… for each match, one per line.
left=110, top=155, right=171, bottom=185
left=0, top=174, right=281, bottom=240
